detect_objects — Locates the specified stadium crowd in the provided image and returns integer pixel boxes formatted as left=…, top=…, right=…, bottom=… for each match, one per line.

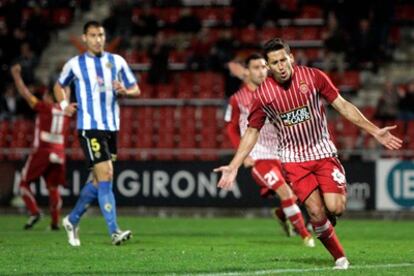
left=0, top=0, right=413, bottom=161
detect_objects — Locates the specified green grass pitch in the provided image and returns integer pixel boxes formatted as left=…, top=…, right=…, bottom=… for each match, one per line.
left=0, top=215, right=413, bottom=275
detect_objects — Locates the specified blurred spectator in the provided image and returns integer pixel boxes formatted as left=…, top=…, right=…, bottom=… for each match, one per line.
left=208, top=29, right=239, bottom=97
left=14, top=42, right=39, bottom=85
left=104, top=0, right=133, bottom=39
left=25, top=5, right=51, bottom=55
left=147, top=33, right=171, bottom=84
left=322, top=12, right=347, bottom=75
left=132, top=5, right=159, bottom=37
left=231, top=0, right=260, bottom=27
left=175, top=8, right=201, bottom=34
left=8, top=27, right=27, bottom=63
left=131, top=4, right=159, bottom=49
left=294, top=49, right=308, bottom=66
left=186, top=28, right=212, bottom=70
left=0, top=84, right=18, bottom=120
left=79, top=0, right=92, bottom=12
left=398, top=80, right=414, bottom=121
left=209, top=29, right=237, bottom=71
left=103, top=9, right=119, bottom=40
left=350, top=18, right=380, bottom=71
left=374, top=80, right=399, bottom=122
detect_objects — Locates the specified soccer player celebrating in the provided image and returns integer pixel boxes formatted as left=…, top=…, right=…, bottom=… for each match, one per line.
left=225, top=53, right=314, bottom=247
left=215, top=38, right=402, bottom=269
left=54, top=21, right=140, bottom=246
left=10, top=64, right=73, bottom=230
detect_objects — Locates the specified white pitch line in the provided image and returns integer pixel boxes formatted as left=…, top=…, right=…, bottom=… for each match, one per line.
left=171, top=263, right=414, bottom=276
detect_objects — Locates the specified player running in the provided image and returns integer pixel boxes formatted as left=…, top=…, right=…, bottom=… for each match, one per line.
left=11, top=64, right=73, bottom=230
left=225, top=53, right=314, bottom=247
left=215, top=38, right=402, bottom=269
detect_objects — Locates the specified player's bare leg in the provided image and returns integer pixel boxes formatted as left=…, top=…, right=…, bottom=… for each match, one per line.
left=275, top=183, right=315, bottom=247
left=48, top=186, right=62, bottom=230
left=94, top=161, right=132, bottom=245
left=323, top=193, right=347, bottom=226
left=20, top=180, right=42, bottom=230
left=305, top=190, right=349, bottom=269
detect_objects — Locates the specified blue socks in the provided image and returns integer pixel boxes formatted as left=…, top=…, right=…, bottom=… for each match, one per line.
left=69, top=182, right=98, bottom=225
left=97, top=181, right=119, bottom=235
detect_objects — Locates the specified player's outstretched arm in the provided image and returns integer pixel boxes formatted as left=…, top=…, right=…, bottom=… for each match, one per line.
left=331, top=95, right=403, bottom=150
left=10, top=64, right=38, bottom=108
left=214, top=127, right=259, bottom=190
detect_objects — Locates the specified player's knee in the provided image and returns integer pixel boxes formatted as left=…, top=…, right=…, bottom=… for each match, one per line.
left=94, top=165, right=113, bottom=181
left=306, top=203, right=326, bottom=221
left=326, top=201, right=346, bottom=216
left=275, top=183, right=292, bottom=199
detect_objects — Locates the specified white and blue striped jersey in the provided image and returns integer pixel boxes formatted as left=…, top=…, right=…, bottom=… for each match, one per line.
left=58, top=51, right=137, bottom=131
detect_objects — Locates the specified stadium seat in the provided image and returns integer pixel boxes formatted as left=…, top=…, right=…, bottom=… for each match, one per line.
left=300, top=26, right=321, bottom=40
left=298, top=5, right=323, bottom=19
left=51, top=8, right=73, bottom=27
left=280, top=27, right=297, bottom=41
left=259, top=27, right=280, bottom=44
left=156, top=84, right=176, bottom=98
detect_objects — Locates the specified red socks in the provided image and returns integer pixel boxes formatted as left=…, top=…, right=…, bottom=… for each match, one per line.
left=48, top=187, right=62, bottom=226
left=281, top=198, right=311, bottom=239
left=312, top=218, right=345, bottom=260
left=20, top=181, right=40, bottom=216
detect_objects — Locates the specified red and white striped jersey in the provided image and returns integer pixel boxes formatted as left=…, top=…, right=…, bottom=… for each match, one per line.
left=248, top=65, right=339, bottom=162
left=225, top=84, right=279, bottom=160
left=32, top=101, right=70, bottom=152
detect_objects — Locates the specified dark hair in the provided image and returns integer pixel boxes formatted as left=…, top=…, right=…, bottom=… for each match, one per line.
left=263, top=38, right=291, bottom=60
left=245, top=53, right=265, bottom=67
left=83, top=20, right=103, bottom=34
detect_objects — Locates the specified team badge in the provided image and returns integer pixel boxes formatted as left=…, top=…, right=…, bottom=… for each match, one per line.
left=106, top=62, right=113, bottom=69
left=95, top=152, right=101, bottom=159
left=331, top=168, right=346, bottom=185
left=299, top=81, right=310, bottom=94
left=104, top=203, right=112, bottom=212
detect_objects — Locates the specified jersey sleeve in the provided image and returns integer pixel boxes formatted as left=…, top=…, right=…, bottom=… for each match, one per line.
left=118, top=55, right=137, bottom=88
left=247, top=96, right=267, bottom=130
left=224, top=96, right=241, bottom=149
left=58, top=59, right=76, bottom=87
left=314, top=68, right=340, bottom=104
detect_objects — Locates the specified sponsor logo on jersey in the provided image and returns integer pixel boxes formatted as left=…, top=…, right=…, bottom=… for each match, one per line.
left=279, top=105, right=311, bottom=126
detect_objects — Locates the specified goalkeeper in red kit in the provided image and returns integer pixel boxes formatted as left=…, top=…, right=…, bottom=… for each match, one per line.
left=10, top=64, right=75, bottom=230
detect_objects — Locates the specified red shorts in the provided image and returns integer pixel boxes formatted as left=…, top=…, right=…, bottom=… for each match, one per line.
left=283, top=157, right=347, bottom=203
left=21, top=149, right=66, bottom=187
left=251, top=159, right=285, bottom=197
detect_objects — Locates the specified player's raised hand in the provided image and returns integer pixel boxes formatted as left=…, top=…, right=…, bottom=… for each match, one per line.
left=64, top=103, right=77, bottom=117
left=373, top=125, right=403, bottom=150
left=113, top=80, right=128, bottom=95
left=10, top=64, right=22, bottom=77
left=214, top=165, right=238, bottom=190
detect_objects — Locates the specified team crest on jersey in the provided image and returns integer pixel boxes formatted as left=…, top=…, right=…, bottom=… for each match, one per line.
left=331, top=168, right=346, bottom=185
left=280, top=106, right=311, bottom=126
left=299, top=81, right=310, bottom=94
left=94, top=152, right=101, bottom=159
left=106, top=62, right=113, bottom=69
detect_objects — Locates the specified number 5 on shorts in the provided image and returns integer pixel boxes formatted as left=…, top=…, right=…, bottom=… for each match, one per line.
left=90, top=138, right=101, bottom=152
